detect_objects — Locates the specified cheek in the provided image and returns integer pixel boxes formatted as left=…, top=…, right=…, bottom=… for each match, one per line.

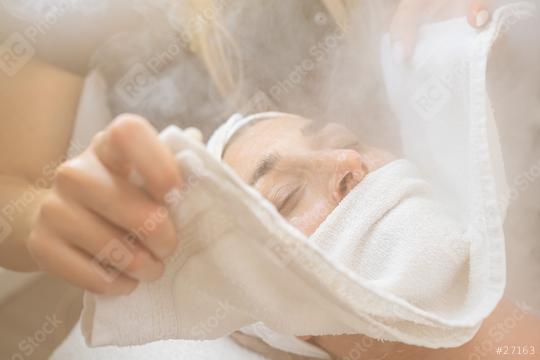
left=289, top=200, right=335, bottom=236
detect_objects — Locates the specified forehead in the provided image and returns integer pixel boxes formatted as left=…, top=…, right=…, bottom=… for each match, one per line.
left=223, top=116, right=310, bottom=181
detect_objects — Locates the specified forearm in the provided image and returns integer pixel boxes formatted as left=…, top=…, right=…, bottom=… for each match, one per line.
left=309, top=299, right=540, bottom=359
left=0, top=176, right=49, bottom=271
left=0, top=56, right=83, bottom=180
left=0, top=56, right=83, bottom=271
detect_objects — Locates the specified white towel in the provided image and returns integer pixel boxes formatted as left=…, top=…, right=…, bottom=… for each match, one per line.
left=80, top=2, right=535, bottom=357
left=79, top=129, right=488, bottom=348
left=52, top=320, right=267, bottom=360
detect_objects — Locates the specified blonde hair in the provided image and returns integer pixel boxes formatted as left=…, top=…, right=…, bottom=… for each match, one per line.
left=174, top=0, right=355, bottom=108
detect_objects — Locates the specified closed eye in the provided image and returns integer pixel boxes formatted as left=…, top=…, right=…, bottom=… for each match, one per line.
left=276, top=186, right=302, bottom=214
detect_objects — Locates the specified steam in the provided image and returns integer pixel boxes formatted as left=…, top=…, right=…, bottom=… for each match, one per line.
left=83, top=0, right=539, bottom=311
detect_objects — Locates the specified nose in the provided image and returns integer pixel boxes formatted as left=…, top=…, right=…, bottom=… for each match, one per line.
left=330, top=150, right=368, bottom=202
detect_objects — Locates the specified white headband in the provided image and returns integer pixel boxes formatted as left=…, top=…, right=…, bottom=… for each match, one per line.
left=206, top=111, right=292, bottom=159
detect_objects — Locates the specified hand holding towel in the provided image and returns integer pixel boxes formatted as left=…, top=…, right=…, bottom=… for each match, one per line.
left=80, top=3, right=535, bottom=357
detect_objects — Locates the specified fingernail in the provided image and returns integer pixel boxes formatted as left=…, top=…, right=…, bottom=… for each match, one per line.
left=392, top=42, right=404, bottom=65
left=475, top=9, right=490, bottom=28
left=153, top=218, right=178, bottom=260
left=130, top=254, right=165, bottom=282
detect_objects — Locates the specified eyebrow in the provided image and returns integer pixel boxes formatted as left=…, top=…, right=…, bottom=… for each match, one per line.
left=249, top=152, right=281, bottom=185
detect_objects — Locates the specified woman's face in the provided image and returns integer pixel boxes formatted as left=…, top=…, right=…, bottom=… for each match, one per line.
left=223, top=115, right=373, bottom=235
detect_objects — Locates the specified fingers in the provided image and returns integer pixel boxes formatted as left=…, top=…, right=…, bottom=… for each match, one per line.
left=390, top=0, right=493, bottom=64
left=27, top=228, right=139, bottom=296
left=27, top=114, right=181, bottom=295
left=38, top=193, right=164, bottom=282
left=468, top=0, right=492, bottom=28
left=54, top=156, right=178, bottom=260
left=390, top=0, right=427, bottom=63
left=93, top=114, right=182, bottom=202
